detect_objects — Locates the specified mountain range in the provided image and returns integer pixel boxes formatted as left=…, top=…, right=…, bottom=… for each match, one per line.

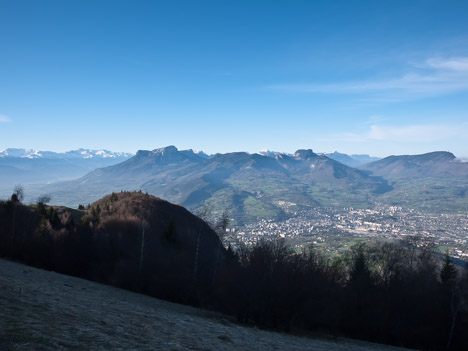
left=324, top=151, right=381, bottom=167
left=0, top=148, right=132, bottom=186
left=2, top=146, right=467, bottom=223
left=19, top=146, right=390, bottom=224
left=0, top=148, right=131, bottom=159
left=259, top=150, right=380, bottom=167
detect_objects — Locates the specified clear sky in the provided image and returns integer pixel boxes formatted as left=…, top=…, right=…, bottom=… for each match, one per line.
left=1, top=0, right=468, bottom=157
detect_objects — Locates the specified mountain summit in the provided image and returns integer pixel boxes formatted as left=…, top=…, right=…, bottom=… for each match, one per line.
left=293, top=149, right=317, bottom=160
left=360, top=151, right=468, bottom=178
left=134, top=146, right=204, bottom=165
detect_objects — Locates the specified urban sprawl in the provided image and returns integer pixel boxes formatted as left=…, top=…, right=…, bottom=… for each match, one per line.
left=226, top=204, right=468, bottom=259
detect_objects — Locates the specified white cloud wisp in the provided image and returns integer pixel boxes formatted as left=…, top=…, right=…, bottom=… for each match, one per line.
left=0, top=114, right=11, bottom=123
left=270, top=57, right=468, bottom=101
left=317, top=122, right=468, bottom=144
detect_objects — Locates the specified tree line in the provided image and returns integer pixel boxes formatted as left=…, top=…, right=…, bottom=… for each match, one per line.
left=214, top=238, right=468, bottom=350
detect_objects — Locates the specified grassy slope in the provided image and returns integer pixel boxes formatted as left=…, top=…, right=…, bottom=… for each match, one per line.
left=374, top=177, right=468, bottom=213
left=0, top=259, right=413, bottom=351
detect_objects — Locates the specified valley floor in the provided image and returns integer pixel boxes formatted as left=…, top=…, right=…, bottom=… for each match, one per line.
left=0, top=258, right=412, bottom=351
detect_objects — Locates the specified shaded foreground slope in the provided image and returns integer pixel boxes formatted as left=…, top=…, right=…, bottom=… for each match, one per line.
left=0, top=192, right=224, bottom=305
left=0, top=258, right=412, bottom=351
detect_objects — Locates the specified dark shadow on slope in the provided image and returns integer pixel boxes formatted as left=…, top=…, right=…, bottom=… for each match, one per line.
left=353, top=169, right=393, bottom=194
left=332, top=162, right=349, bottom=179
left=231, top=191, right=250, bottom=224
left=372, top=176, right=393, bottom=194
left=182, top=169, right=231, bottom=207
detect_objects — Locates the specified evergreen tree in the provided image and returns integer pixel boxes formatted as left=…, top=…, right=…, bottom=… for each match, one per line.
left=441, top=252, right=458, bottom=284
left=349, top=247, right=373, bottom=287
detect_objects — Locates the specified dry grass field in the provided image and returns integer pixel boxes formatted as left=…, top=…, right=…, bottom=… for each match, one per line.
left=0, top=258, right=413, bottom=351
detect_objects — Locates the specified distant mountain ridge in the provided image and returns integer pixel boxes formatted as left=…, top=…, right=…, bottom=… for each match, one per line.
left=0, top=148, right=132, bottom=159
left=360, top=151, right=468, bottom=178
left=35, top=146, right=391, bottom=224
left=258, top=150, right=380, bottom=167
left=0, top=148, right=133, bottom=186
left=322, top=151, right=381, bottom=167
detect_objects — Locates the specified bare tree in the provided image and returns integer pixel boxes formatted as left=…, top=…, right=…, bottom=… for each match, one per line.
left=9, top=185, right=25, bottom=245
left=194, top=205, right=214, bottom=228
left=11, top=184, right=24, bottom=203
left=37, top=194, right=51, bottom=205
left=212, top=210, right=230, bottom=286
left=138, top=218, right=147, bottom=273
left=216, top=210, right=230, bottom=244
left=402, top=233, right=436, bottom=271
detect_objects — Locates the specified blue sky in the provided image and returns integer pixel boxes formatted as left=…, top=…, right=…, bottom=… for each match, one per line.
left=1, top=0, right=468, bottom=157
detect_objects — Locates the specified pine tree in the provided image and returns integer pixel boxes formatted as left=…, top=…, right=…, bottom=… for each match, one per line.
left=440, top=252, right=457, bottom=284
left=349, top=247, right=372, bottom=287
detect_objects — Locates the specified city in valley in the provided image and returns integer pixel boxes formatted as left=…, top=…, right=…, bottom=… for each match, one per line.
left=228, top=204, right=468, bottom=259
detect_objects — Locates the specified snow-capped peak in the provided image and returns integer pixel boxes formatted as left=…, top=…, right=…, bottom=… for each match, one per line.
left=0, top=148, right=133, bottom=159
left=258, top=149, right=291, bottom=158
left=0, top=148, right=44, bottom=158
